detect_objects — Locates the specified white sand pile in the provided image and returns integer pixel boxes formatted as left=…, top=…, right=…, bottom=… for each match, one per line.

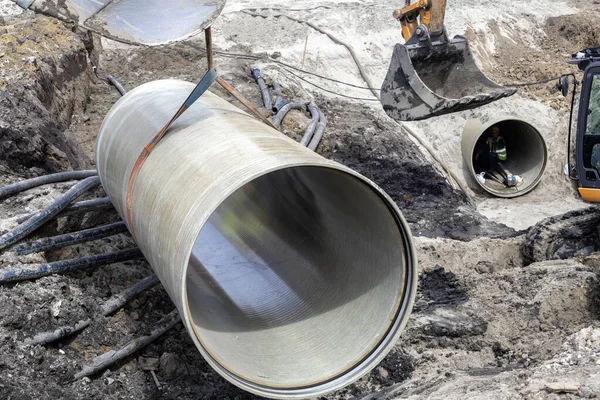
left=213, top=0, right=585, bottom=230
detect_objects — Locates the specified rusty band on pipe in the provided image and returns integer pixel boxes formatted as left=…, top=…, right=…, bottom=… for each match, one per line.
left=125, top=69, right=217, bottom=238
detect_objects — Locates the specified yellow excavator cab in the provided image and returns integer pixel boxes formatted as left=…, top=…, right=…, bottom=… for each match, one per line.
left=381, top=0, right=516, bottom=121
left=565, top=48, right=600, bottom=201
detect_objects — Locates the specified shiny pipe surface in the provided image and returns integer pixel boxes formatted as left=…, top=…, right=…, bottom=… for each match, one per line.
left=96, top=80, right=417, bottom=398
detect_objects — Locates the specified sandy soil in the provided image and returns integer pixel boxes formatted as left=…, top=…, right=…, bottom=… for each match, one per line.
left=209, top=0, right=591, bottom=230
left=0, top=0, right=600, bottom=399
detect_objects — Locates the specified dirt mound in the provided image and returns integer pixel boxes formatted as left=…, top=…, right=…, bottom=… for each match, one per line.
left=479, top=9, right=600, bottom=111
left=0, top=15, right=91, bottom=180
left=546, top=13, right=600, bottom=53
left=398, top=236, right=600, bottom=399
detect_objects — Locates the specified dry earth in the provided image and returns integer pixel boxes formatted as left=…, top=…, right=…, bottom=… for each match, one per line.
left=0, top=0, right=600, bottom=399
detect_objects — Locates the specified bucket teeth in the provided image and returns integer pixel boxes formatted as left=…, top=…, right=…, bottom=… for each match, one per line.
left=381, top=36, right=516, bottom=121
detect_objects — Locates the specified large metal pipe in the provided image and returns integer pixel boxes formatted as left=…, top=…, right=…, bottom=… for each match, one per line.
left=96, top=80, right=417, bottom=398
left=461, top=117, right=548, bottom=198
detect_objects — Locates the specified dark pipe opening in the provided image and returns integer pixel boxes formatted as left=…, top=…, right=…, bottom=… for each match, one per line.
left=469, top=119, right=547, bottom=197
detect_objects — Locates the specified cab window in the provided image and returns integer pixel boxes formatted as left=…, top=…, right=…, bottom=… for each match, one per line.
left=587, top=74, right=600, bottom=135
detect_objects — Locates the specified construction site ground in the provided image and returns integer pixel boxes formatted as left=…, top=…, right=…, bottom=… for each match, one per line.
left=1, top=0, right=600, bottom=398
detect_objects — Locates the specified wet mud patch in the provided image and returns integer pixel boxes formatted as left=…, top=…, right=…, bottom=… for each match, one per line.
left=318, top=98, right=516, bottom=241
left=376, top=350, right=415, bottom=385
left=415, top=265, right=468, bottom=311
left=323, top=350, right=415, bottom=398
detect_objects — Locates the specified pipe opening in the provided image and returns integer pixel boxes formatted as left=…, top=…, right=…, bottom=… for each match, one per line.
left=185, top=166, right=413, bottom=392
left=463, top=118, right=547, bottom=197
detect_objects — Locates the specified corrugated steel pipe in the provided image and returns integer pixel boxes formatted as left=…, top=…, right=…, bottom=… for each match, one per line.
left=96, top=79, right=417, bottom=399
left=461, top=117, right=547, bottom=198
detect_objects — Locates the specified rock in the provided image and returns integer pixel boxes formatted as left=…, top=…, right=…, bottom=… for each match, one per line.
left=492, top=341, right=510, bottom=357
left=377, top=366, right=389, bottom=380
left=50, top=300, right=62, bottom=317
left=544, top=381, right=580, bottom=393
left=106, top=377, right=115, bottom=385
left=475, top=261, right=495, bottom=274
left=418, top=266, right=467, bottom=307
left=414, top=307, right=488, bottom=338
left=160, top=352, right=186, bottom=379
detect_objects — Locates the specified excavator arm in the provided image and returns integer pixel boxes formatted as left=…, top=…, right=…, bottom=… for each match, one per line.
left=393, top=0, right=446, bottom=41
left=380, top=0, right=516, bottom=121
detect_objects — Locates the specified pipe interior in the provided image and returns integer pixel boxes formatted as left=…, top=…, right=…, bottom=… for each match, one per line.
left=471, top=120, right=546, bottom=195
left=185, top=166, right=407, bottom=389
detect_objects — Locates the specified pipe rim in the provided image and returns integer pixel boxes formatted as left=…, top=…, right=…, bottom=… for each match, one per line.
left=180, top=162, right=418, bottom=399
left=464, top=117, right=548, bottom=198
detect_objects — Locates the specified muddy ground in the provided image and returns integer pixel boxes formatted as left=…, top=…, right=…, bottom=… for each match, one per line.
left=0, top=0, right=600, bottom=399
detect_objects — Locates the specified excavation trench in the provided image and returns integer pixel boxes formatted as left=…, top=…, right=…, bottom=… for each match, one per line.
left=96, top=80, right=417, bottom=398
left=461, top=117, right=548, bottom=197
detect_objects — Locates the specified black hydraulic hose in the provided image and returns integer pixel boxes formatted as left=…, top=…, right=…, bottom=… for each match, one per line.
left=251, top=67, right=272, bottom=110
left=16, top=197, right=114, bottom=224
left=0, top=170, right=97, bottom=201
left=93, top=66, right=127, bottom=97
left=308, top=109, right=327, bottom=151
left=25, top=319, right=92, bottom=347
left=504, top=73, right=570, bottom=87
left=101, top=274, right=159, bottom=316
left=0, top=248, right=143, bottom=283
left=23, top=274, right=159, bottom=346
left=0, top=176, right=100, bottom=252
left=272, top=97, right=288, bottom=113
left=272, top=102, right=306, bottom=128
left=301, top=102, right=320, bottom=146
left=105, top=74, right=127, bottom=96
left=73, top=309, right=180, bottom=381
left=272, top=82, right=285, bottom=112
left=14, top=221, right=128, bottom=255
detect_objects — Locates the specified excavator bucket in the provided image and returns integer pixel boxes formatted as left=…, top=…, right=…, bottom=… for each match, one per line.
left=12, top=0, right=225, bottom=46
left=381, top=34, right=517, bottom=121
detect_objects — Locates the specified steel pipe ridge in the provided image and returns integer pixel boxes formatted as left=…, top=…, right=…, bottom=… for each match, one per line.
left=461, top=117, right=548, bottom=198
left=96, top=79, right=417, bottom=398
